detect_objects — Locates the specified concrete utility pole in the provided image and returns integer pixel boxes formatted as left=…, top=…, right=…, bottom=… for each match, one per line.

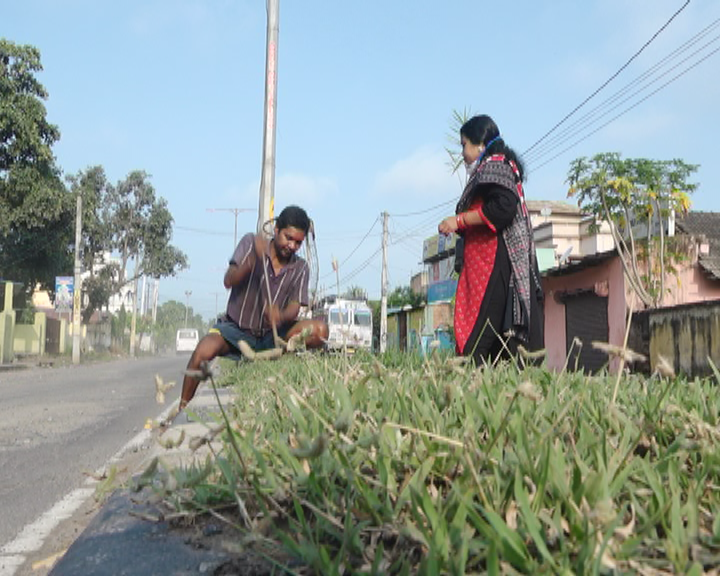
left=257, top=0, right=279, bottom=239
left=184, top=290, right=192, bottom=327
left=206, top=208, right=254, bottom=249
left=380, top=211, right=388, bottom=353
left=72, top=193, right=82, bottom=365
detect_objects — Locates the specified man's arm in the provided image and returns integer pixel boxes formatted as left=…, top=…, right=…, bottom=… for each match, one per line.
left=224, top=234, right=267, bottom=289
left=267, top=301, right=301, bottom=327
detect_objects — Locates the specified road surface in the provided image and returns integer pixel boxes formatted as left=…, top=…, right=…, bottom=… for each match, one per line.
left=0, top=354, right=190, bottom=575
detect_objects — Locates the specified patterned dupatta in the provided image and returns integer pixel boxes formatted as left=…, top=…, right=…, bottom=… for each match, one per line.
left=456, top=154, right=541, bottom=343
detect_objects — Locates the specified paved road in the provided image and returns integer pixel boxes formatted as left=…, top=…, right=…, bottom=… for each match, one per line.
left=0, top=354, right=190, bottom=575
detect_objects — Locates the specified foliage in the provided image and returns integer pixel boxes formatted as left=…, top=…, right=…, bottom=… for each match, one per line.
left=342, top=285, right=367, bottom=300
left=153, top=299, right=205, bottom=350
left=445, top=107, right=472, bottom=179
left=151, top=352, right=720, bottom=573
left=567, top=152, right=698, bottom=308
left=387, top=284, right=424, bottom=309
left=107, top=170, right=188, bottom=284
left=0, top=39, right=73, bottom=294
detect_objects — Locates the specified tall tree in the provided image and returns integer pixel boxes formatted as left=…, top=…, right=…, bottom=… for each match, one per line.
left=67, top=165, right=118, bottom=322
left=107, top=170, right=187, bottom=284
left=567, top=152, right=697, bottom=308
left=107, top=170, right=187, bottom=353
left=0, top=39, right=73, bottom=296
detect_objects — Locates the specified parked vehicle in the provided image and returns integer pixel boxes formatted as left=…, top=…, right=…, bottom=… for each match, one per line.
left=175, top=328, right=199, bottom=354
left=312, top=297, right=373, bottom=352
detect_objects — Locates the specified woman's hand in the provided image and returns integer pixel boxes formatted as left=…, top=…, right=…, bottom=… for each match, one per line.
left=438, top=216, right=459, bottom=236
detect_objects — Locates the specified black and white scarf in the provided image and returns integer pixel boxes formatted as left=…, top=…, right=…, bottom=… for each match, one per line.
left=456, top=154, right=541, bottom=343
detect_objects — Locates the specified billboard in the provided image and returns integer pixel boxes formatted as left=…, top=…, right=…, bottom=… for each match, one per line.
left=55, top=276, right=74, bottom=313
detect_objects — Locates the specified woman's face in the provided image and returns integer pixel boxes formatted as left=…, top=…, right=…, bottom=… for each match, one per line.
left=461, top=135, right=484, bottom=165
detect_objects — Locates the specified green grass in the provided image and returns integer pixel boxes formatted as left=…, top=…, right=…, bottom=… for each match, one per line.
left=154, top=351, right=720, bottom=574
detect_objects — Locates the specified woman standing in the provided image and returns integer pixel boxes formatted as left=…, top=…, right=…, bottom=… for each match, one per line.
left=438, top=115, right=544, bottom=364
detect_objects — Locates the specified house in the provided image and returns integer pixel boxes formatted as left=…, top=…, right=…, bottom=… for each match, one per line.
left=541, top=211, right=720, bottom=376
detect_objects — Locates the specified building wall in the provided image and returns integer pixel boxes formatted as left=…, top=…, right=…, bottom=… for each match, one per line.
left=542, top=257, right=626, bottom=373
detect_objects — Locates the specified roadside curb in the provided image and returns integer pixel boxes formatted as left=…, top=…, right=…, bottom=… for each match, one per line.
left=47, top=388, right=237, bottom=576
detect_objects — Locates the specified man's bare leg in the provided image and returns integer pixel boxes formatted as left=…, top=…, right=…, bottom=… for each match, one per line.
left=179, top=333, right=231, bottom=409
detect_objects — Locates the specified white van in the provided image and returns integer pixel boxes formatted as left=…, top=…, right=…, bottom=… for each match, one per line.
left=176, top=328, right=199, bottom=354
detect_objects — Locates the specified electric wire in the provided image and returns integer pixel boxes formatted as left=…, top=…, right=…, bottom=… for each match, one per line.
left=319, top=216, right=379, bottom=281
left=525, top=21, right=720, bottom=167
left=530, top=42, right=720, bottom=172
left=522, top=0, right=691, bottom=157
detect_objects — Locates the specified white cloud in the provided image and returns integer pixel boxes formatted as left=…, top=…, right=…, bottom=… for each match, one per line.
left=372, top=146, right=460, bottom=199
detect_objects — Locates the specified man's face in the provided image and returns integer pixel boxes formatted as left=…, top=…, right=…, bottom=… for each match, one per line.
left=274, top=225, right=306, bottom=260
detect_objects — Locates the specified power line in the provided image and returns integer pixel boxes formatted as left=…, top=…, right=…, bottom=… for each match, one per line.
left=525, top=21, right=720, bottom=166
left=530, top=42, right=720, bottom=172
left=319, top=216, right=379, bottom=281
left=523, top=0, right=691, bottom=157
left=388, top=198, right=457, bottom=218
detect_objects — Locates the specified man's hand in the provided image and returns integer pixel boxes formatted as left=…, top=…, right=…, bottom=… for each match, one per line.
left=266, top=304, right=282, bottom=327
left=254, top=234, right=269, bottom=261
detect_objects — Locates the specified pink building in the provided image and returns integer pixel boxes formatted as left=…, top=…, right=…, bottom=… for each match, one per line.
left=541, top=211, right=720, bottom=374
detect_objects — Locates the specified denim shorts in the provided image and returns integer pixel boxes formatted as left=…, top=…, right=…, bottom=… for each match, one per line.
left=210, top=318, right=290, bottom=360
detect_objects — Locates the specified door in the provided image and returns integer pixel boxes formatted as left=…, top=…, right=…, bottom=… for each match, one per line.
left=565, top=291, right=609, bottom=373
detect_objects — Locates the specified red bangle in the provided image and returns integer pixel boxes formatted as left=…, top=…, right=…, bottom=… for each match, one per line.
left=456, top=213, right=467, bottom=231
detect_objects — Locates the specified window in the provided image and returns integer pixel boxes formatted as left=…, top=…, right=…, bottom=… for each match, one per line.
left=354, top=311, right=371, bottom=326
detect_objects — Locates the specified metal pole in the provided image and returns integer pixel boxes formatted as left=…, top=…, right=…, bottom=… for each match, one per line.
left=72, top=193, right=82, bottom=364
left=257, top=0, right=279, bottom=239
left=380, top=211, right=388, bottom=353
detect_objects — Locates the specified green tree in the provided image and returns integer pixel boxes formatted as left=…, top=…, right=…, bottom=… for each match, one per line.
left=567, top=152, right=698, bottom=308
left=342, top=285, right=367, bottom=300
left=108, top=170, right=187, bottom=283
left=387, top=285, right=423, bottom=309
left=67, top=165, right=119, bottom=322
left=0, top=39, right=73, bottom=296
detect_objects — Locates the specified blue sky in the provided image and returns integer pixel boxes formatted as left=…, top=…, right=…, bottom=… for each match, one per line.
left=4, top=0, right=719, bottom=320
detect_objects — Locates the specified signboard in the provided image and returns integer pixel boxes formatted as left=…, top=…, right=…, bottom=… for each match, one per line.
left=423, top=235, right=439, bottom=261
left=55, top=276, right=74, bottom=312
left=427, top=279, right=457, bottom=303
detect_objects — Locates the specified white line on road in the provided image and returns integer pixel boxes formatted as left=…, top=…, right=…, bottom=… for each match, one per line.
left=0, top=403, right=177, bottom=576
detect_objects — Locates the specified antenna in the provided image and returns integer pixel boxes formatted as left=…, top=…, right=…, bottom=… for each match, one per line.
left=558, top=246, right=573, bottom=265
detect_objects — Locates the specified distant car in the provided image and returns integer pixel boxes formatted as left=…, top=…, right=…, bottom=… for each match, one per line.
left=175, top=328, right=199, bottom=354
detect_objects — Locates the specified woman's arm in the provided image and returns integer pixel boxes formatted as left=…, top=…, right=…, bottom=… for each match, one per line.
left=438, top=185, right=517, bottom=235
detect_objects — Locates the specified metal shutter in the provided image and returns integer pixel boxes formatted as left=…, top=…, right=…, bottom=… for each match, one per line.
left=565, top=292, right=609, bottom=373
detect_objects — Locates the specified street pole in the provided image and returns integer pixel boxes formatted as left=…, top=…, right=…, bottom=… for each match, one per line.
left=257, top=0, right=279, bottom=239
left=206, top=208, right=253, bottom=249
left=72, top=193, right=82, bottom=365
left=184, top=290, right=192, bottom=328
left=380, top=211, right=388, bottom=353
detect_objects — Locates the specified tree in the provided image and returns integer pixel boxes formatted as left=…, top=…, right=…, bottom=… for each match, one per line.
left=107, top=170, right=187, bottom=283
left=342, top=285, right=367, bottom=300
left=0, top=39, right=73, bottom=296
left=67, top=165, right=118, bottom=322
left=387, top=285, right=423, bottom=309
left=567, top=152, right=698, bottom=308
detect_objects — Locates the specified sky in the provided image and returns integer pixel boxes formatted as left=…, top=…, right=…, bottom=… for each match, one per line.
left=4, top=0, right=720, bottom=320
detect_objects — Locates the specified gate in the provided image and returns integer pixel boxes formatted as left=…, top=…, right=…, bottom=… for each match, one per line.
left=46, top=317, right=61, bottom=354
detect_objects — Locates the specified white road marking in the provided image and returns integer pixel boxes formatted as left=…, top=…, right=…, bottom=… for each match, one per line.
left=0, top=403, right=177, bottom=576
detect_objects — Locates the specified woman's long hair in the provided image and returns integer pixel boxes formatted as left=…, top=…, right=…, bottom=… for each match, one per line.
left=460, top=115, right=526, bottom=181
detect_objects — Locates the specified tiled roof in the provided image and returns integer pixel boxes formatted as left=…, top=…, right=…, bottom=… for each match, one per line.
left=676, top=211, right=720, bottom=240
left=677, top=212, right=720, bottom=281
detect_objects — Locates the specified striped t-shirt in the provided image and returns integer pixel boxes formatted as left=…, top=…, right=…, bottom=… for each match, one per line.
left=226, top=233, right=309, bottom=335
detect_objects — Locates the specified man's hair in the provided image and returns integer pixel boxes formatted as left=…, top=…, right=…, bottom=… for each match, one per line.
left=276, top=205, right=310, bottom=234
